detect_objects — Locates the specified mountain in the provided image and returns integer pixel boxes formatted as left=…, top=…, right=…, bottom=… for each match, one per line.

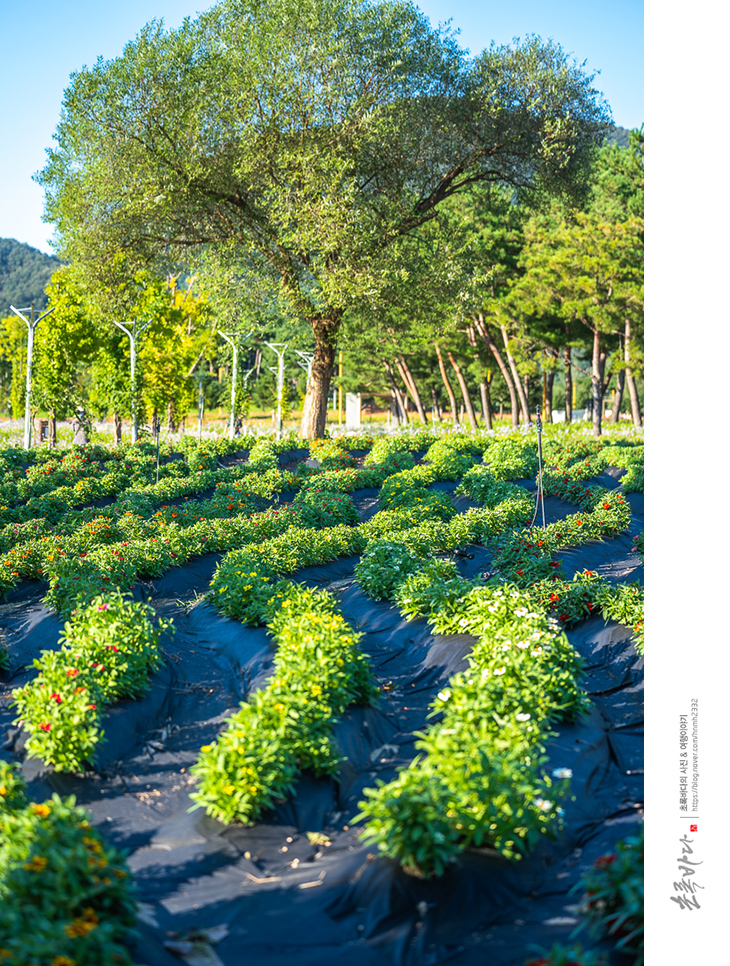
left=607, top=125, right=636, bottom=149
left=0, top=238, right=62, bottom=314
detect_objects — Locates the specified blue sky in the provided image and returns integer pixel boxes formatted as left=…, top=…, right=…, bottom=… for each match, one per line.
left=0, top=0, right=643, bottom=255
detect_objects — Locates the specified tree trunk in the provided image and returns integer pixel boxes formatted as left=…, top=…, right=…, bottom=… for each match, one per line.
left=447, top=350, right=478, bottom=430
left=473, top=315, right=519, bottom=428
left=166, top=400, right=176, bottom=432
left=564, top=347, right=573, bottom=423
left=501, top=324, right=531, bottom=424
left=300, top=318, right=340, bottom=438
left=50, top=409, right=57, bottom=447
left=113, top=412, right=123, bottom=445
left=431, top=385, right=442, bottom=422
left=610, top=367, right=625, bottom=424
left=434, top=344, right=459, bottom=427
left=479, top=377, right=493, bottom=430
left=384, top=360, right=408, bottom=424
left=590, top=327, right=603, bottom=437
left=396, top=356, right=427, bottom=424
left=624, top=319, right=643, bottom=428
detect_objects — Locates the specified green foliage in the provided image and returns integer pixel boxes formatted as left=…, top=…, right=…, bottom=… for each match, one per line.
left=190, top=583, right=377, bottom=824
left=290, top=487, right=359, bottom=528
left=0, top=761, right=136, bottom=966
left=355, top=539, right=429, bottom=600
left=573, top=827, right=644, bottom=965
left=11, top=593, right=171, bottom=771
left=357, top=583, right=587, bottom=875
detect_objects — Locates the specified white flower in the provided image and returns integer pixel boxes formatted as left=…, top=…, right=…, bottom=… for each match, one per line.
left=515, top=607, right=528, bottom=617
left=552, top=767, right=573, bottom=779
left=516, top=712, right=531, bottom=721
left=481, top=668, right=490, bottom=680
left=459, top=618, right=469, bottom=627
left=493, top=666, right=506, bottom=675
left=516, top=640, right=529, bottom=649
left=531, top=647, right=543, bottom=656
left=535, top=798, right=553, bottom=812
left=501, top=642, right=512, bottom=651
left=438, top=689, right=451, bottom=702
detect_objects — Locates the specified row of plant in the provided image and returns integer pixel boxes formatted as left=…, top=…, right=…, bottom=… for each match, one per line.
left=348, top=435, right=642, bottom=874
left=355, top=579, right=589, bottom=875
left=0, top=760, right=137, bottom=966
left=0, top=450, right=419, bottom=608
left=10, top=594, right=172, bottom=771
left=190, top=581, right=378, bottom=824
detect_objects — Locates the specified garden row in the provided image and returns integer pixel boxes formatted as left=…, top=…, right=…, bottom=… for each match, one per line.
left=0, top=427, right=643, bottom=965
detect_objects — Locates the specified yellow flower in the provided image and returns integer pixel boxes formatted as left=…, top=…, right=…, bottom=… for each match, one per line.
left=222, top=784, right=236, bottom=795
left=0, top=786, right=6, bottom=797
left=24, top=855, right=48, bottom=872
left=32, top=803, right=51, bottom=818
left=51, top=958, right=77, bottom=966
left=311, top=684, right=323, bottom=697
left=200, top=745, right=213, bottom=753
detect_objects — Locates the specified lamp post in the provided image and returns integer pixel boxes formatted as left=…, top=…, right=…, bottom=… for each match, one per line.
left=112, top=318, right=152, bottom=443
left=218, top=331, right=252, bottom=439
left=265, top=342, right=287, bottom=438
left=10, top=303, right=55, bottom=450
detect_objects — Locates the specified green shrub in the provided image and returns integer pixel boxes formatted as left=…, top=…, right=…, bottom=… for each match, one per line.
left=11, top=593, right=171, bottom=772
left=0, top=761, right=137, bottom=966
left=573, top=827, right=644, bottom=965
left=190, top=584, right=377, bottom=824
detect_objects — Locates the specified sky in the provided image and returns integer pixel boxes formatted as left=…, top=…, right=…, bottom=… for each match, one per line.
left=0, top=0, right=643, bottom=256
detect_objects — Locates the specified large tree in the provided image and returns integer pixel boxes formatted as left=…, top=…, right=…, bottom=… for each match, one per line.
left=39, top=0, right=610, bottom=437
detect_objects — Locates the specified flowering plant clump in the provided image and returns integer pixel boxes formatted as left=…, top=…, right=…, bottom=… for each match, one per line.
left=482, top=436, right=539, bottom=480
left=12, top=593, right=172, bottom=772
left=290, top=488, right=359, bottom=528
left=632, top=529, right=644, bottom=560
left=209, top=525, right=367, bottom=622
left=456, top=465, right=526, bottom=506
left=525, top=570, right=607, bottom=627
left=308, top=437, right=358, bottom=470
left=621, top=462, right=644, bottom=493
left=572, top=826, right=644, bottom=964
left=190, top=584, right=377, bottom=824
left=591, top=581, right=644, bottom=654
left=355, top=540, right=430, bottom=600
left=394, top=558, right=477, bottom=622
left=357, top=583, right=586, bottom=876
left=0, top=761, right=136, bottom=965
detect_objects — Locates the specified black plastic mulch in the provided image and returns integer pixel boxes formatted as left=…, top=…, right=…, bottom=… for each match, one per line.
left=0, top=473, right=644, bottom=966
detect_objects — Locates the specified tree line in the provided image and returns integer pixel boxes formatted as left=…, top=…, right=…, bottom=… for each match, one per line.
left=1, top=0, right=642, bottom=439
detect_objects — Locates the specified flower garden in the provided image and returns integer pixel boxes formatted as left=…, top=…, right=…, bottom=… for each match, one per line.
left=0, top=425, right=643, bottom=966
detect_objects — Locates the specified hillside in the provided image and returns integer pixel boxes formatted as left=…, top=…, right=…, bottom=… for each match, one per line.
left=0, top=238, right=61, bottom=314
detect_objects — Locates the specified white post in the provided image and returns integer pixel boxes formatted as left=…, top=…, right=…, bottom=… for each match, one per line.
left=197, top=368, right=205, bottom=442
left=10, top=304, right=55, bottom=451
left=219, top=331, right=252, bottom=439
left=265, top=342, right=288, bottom=438
left=112, top=318, right=151, bottom=443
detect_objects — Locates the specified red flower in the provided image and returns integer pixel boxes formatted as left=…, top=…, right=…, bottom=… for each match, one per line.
left=66, top=669, right=79, bottom=678
left=40, top=722, right=51, bottom=732
left=603, top=502, right=611, bottom=509
left=51, top=693, right=62, bottom=704
left=594, top=853, right=616, bottom=868
left=87, top=704, right=97, bottom=710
